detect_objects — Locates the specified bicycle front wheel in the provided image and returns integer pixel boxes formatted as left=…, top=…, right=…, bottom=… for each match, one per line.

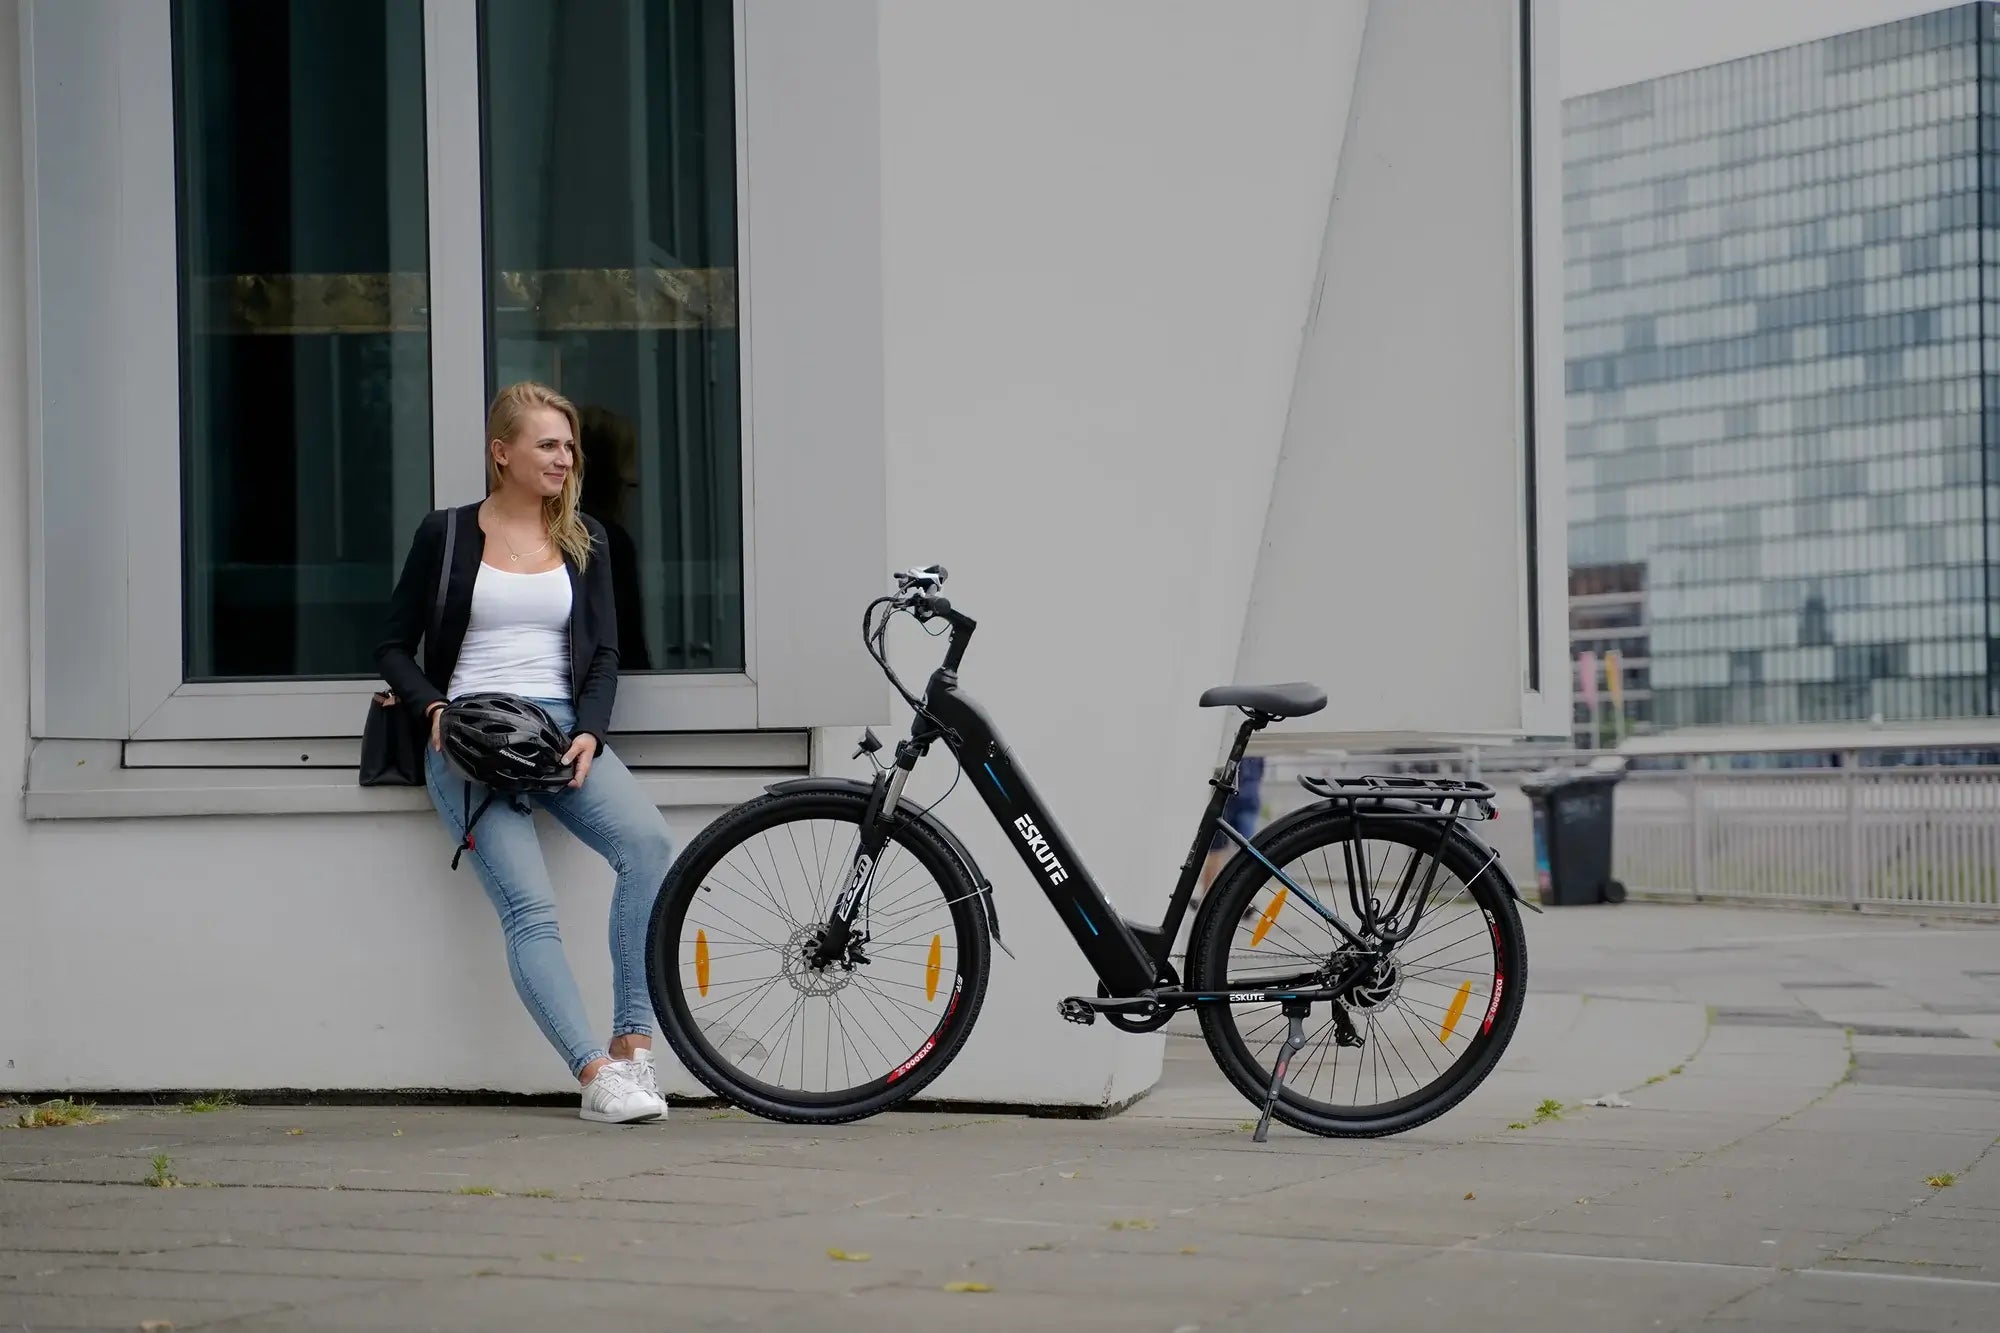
left=646, top=788, right=992, bottom=1124
left=1188, top=811, right=1526, bottom=1138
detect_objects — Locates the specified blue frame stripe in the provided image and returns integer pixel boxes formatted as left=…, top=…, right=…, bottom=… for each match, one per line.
left=1231, top=832, right=1343, bottom=929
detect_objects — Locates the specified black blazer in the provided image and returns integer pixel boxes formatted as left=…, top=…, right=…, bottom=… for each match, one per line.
left=375, top=502, right=621, bottom=744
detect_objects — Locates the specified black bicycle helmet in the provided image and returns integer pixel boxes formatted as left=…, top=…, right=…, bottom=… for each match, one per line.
left=440, top=693, right=574, bottom=793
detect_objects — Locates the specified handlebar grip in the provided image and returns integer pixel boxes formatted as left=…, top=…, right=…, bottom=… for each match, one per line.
left=928, top=595, right=952, bottom=617
left=932, top=565, right=948, bottom=584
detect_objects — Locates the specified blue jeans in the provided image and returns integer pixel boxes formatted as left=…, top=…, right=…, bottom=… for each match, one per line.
left=425, top=698, right=675, bottom=1078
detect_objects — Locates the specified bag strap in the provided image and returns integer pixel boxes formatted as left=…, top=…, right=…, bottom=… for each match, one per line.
left=436, top=508, right=509, bottom=872
left=413, top=506, right=457, bottom=676
left=431, top=506, right=457, bottom=649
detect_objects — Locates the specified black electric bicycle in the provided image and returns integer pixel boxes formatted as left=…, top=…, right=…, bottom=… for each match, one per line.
left=646, top=567, right=1533, bottom=1140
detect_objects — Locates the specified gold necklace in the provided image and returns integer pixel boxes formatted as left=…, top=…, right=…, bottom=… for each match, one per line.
left=502, top=529, right=551, bottom=563
left=483, top=500, right=553, bottom=563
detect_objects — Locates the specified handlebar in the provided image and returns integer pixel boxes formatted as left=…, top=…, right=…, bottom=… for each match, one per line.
left=892, top=565, right=952, bottom=619
left=895, top=564, right=947, bottom=591
left=869, top=565, right=973, bottom=708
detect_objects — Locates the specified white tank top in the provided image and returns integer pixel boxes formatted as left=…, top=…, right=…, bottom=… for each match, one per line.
left=447, top=564, right=574, bottom=701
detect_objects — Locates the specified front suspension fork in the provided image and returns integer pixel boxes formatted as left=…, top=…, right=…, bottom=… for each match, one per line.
left=813, top=745, right=921, bottom=966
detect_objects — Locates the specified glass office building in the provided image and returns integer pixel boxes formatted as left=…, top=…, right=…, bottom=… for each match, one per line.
left=1564, top=4, right=2000, bottom=737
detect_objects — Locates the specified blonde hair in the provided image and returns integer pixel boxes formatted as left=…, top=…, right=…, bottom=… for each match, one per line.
left=486, top=381, right=592, bottom=571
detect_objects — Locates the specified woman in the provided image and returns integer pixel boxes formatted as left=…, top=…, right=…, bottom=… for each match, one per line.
left=376, top=382, right=675, bottom=1125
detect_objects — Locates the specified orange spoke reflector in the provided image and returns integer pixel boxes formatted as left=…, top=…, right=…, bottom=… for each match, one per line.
left=695, top=929, right=710, bottom=997
left=1439, top=979, right=1474, bottom=1044
left=1249, top=887, right=1289, bottom=948
left=926, top=934, right=943, bottom=1002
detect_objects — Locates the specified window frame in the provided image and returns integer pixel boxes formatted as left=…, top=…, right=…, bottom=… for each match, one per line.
left=23, top=0, right=887, bottom=754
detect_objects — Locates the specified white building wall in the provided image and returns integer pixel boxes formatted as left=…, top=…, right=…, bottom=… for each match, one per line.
left=872, top=0, right=1368, bottom=1107
left=0, top=0, right=1561, bottom=1105
left=1240, top=0, right=1571, bottom=743
left=0, top=0, right=29, bottom=1094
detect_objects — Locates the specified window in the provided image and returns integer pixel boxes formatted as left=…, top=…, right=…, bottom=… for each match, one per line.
left=27, top=0, right=890, bottom=758
left=170, top=0, right=746, bottom=684
left=173, top=0, right=433, bottom=680
left=481, top=0, right=743, bottom=674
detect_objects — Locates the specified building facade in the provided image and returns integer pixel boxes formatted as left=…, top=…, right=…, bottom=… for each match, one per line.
left=1565, top=3, right=2000, bottom=737
left=1, top=0, right=1564, bottom=1102
left=1568, top=562, right=1650, bottom=747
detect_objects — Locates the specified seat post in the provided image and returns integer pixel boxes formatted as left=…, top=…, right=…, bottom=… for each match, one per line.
left=1217, top=711, right=1265, bottom=793
left=1230, top=711, right=1265, bottom=760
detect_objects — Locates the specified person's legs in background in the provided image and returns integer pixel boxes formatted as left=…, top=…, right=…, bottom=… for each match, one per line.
left=1196, top=756, right=1266, bottom=903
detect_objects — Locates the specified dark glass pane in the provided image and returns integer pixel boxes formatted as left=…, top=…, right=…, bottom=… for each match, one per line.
left=481, top=0, right=743, bottom=673
left=174, top=0, right=433, bottom=680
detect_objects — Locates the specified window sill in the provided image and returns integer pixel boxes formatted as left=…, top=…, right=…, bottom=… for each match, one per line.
left=24, top=741, right=792, bottom=821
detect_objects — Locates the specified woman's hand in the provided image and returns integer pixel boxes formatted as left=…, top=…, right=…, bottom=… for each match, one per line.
left=564, top=733, right=600, bottom=788
left=428, top=702, right=445, bottom=752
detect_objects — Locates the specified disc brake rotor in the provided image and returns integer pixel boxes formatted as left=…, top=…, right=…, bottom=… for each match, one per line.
left=1346, top=955, right=1402, bottom=1013
left=782, top=924, right=858, bottom=997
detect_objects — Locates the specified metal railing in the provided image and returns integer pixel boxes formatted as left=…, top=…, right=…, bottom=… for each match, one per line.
left=1254, top=748, right=2000, bottom=914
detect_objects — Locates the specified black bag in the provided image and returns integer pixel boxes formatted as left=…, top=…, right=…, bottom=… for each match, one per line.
left=359, top=508, right=457, bottom=786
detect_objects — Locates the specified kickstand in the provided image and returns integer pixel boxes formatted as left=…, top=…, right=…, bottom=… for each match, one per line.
left=1252, top=1002, right=1312, bottom=1144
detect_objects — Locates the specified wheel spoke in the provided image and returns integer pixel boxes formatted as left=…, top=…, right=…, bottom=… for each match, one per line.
left=661, top=807, right=983, bottom=1109
left=1202, top=826, right=1518, bottom=1129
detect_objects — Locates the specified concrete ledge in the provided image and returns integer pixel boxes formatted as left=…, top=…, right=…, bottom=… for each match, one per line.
left=24, top=745, right=790, bottom=820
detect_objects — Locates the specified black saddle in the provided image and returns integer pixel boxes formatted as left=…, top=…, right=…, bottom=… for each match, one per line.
left=1198, top=682, right=1327, bottom=718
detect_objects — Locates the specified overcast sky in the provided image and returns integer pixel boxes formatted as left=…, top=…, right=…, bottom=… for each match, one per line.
left=1561, top=0, right=1959, bottom=96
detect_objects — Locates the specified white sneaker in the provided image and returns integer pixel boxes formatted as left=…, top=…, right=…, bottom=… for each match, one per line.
left=580, top=1061, right=666, bottom=1124
left=618, top=1048, right=668, bottom=1119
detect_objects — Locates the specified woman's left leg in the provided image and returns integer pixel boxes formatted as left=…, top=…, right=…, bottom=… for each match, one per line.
left=542, top=742, right=678, bottom=1056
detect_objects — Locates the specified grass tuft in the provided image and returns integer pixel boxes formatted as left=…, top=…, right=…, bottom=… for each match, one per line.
left=13, top=1098, right=112, bottom=1129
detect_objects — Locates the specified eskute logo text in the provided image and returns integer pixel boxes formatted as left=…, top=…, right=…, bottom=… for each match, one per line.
left=1012, top=815, right=1070, bottom=886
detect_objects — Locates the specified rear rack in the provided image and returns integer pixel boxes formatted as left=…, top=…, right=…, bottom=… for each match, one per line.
left=1297, top=773, right=1497, bottom=821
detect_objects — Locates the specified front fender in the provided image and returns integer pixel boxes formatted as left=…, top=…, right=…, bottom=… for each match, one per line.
left=764, top=777, right=1015, bottom=954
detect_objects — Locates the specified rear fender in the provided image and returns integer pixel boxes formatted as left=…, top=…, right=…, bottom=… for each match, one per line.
left=764, top=777, right=1015, bottom=957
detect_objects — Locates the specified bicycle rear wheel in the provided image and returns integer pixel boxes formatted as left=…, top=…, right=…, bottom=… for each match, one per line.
left=1188, top=811, right=1526, bottom=1138
left=647, top=788, right=992, bottom=1124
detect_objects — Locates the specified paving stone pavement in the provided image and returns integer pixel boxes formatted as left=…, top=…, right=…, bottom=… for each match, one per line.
left=3, top=903, right=1998, bottom=1331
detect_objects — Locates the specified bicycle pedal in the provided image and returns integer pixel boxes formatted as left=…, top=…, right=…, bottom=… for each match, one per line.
left=1058, top=998, right=1097, bottom=1026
